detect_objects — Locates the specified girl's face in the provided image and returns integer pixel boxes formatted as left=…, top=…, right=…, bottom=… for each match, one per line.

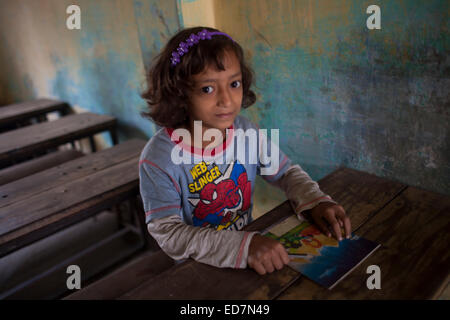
left=187, top=50, right=243, bottom=138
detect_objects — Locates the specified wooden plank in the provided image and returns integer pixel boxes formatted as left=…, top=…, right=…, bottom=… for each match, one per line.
left=120, top=259, right=300, bottom=300
left=0, top=179, right=140, bottom=257
left=277, top=186, right=450, bottom=299
left=0, top=156, right=141, bottom=237
left=64, top=250, right=175, bottom=300
left=0, top=150, right=84, bottom=185
left=310, top=167, right=407, bottom=231
left=0, top=98, right=70, bottom=127
left=0, top=112, right=116, bottom=166
left=3, top=225, right=144, bottom=299
left=0, top=138, right=146, bottom=208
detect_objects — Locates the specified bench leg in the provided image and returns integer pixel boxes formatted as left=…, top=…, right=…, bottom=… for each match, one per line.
left=37, top=114, right=48, bottom=123
left=59, top=105, right=73, bottom=117
left=131, top=195, right=158, bottom=250
left=109, top=199, right=149, bottom=250
left=109, top=127, right=118, bottom=145
left=88, top=135, right=97, bottom=153
left=112, top=203, right=124, bottom=229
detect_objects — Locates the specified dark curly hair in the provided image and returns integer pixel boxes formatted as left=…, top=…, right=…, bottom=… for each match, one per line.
left=141, top=26, right=257, bottom=128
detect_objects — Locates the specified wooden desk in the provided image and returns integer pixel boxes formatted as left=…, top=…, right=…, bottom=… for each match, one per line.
left=0, top=99, right=70, bottom=128
left=117, top=167, right=449, bottom=300
left=278, top=177, right=450, bottom=299
left=0, top=112, right=117, bottom=167
left=0, top=149, right=84, bottom=186
left=0, top=138, right=151, bottom=299
left=0, top=138, right=147, bottom=258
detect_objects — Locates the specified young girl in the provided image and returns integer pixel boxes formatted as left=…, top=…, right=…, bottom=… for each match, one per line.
left=139, top=26, right=351, bottom=275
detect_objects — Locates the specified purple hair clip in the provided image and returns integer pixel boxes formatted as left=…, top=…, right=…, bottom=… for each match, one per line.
left=170, top=29, right=235, bottom=67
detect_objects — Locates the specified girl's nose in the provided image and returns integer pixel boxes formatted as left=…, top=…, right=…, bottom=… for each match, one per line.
left=217, top=86, right=232, bottom=108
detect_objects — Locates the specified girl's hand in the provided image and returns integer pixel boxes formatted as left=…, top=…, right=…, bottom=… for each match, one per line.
left=309, top=202, right=352, bottom=241
left=248, top=234, right=290, bottom=275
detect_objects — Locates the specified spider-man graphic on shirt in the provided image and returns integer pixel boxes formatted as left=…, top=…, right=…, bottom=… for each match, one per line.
left=189, top=161, right=251, bottom=230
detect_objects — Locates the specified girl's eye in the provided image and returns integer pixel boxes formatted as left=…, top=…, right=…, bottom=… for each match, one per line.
left=201, top=86, right=214, bottom=94
left=200, top=80, right=241, bottom=94
left=231, top=80, right=241, bottom=88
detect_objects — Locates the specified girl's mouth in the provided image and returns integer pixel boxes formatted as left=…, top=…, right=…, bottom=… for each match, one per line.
left=215, top=112, right=234, bottom=119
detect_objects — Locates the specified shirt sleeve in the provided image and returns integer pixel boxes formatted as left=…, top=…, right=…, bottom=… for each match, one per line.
left=147, top=214, right=259, bottom=269
left=139, top=159, right=182, bottom=224
left=270, top=164, right=338, bottom=215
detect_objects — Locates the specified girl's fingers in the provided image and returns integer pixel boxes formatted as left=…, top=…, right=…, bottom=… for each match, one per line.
left=271, top=252, right=284, bottom=270
left=275, top=244, right=290, bottom=265
left=250, top=259, right=266, bottom=275
left=261, top=257, right=274, bottom=273
left=342, top=215, right=352, bottom=238
left=280, top=248, right=290, bottom=265
left=327, top=215, right=343, bottom=241
left=313, top=215, right=331, bottom=237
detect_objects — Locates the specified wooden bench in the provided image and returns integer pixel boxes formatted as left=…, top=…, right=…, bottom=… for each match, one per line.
left=64, top=250, right=175, bottom=300
left=0, top=112, right=117, bottom=168
left=0, top=98, right=71, bottom=131
left=0, top=149, right=84, bottom=185
left=0, top=139, right=151, bottom=298
left=0, top=138, right=147, bottom=256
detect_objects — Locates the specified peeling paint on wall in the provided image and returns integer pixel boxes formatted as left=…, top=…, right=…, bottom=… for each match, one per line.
left=0, top=0, right=182, bottom=142
left=228, top=0, right=449, bottom=194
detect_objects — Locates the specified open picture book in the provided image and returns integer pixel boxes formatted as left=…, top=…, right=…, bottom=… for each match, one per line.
left=262, top=211, right=380, bottom=290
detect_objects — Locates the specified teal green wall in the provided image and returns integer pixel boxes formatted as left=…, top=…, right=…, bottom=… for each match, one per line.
left=0, top=0, right=181, bottom=143
left=236, top=0, right=449, bottom=196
